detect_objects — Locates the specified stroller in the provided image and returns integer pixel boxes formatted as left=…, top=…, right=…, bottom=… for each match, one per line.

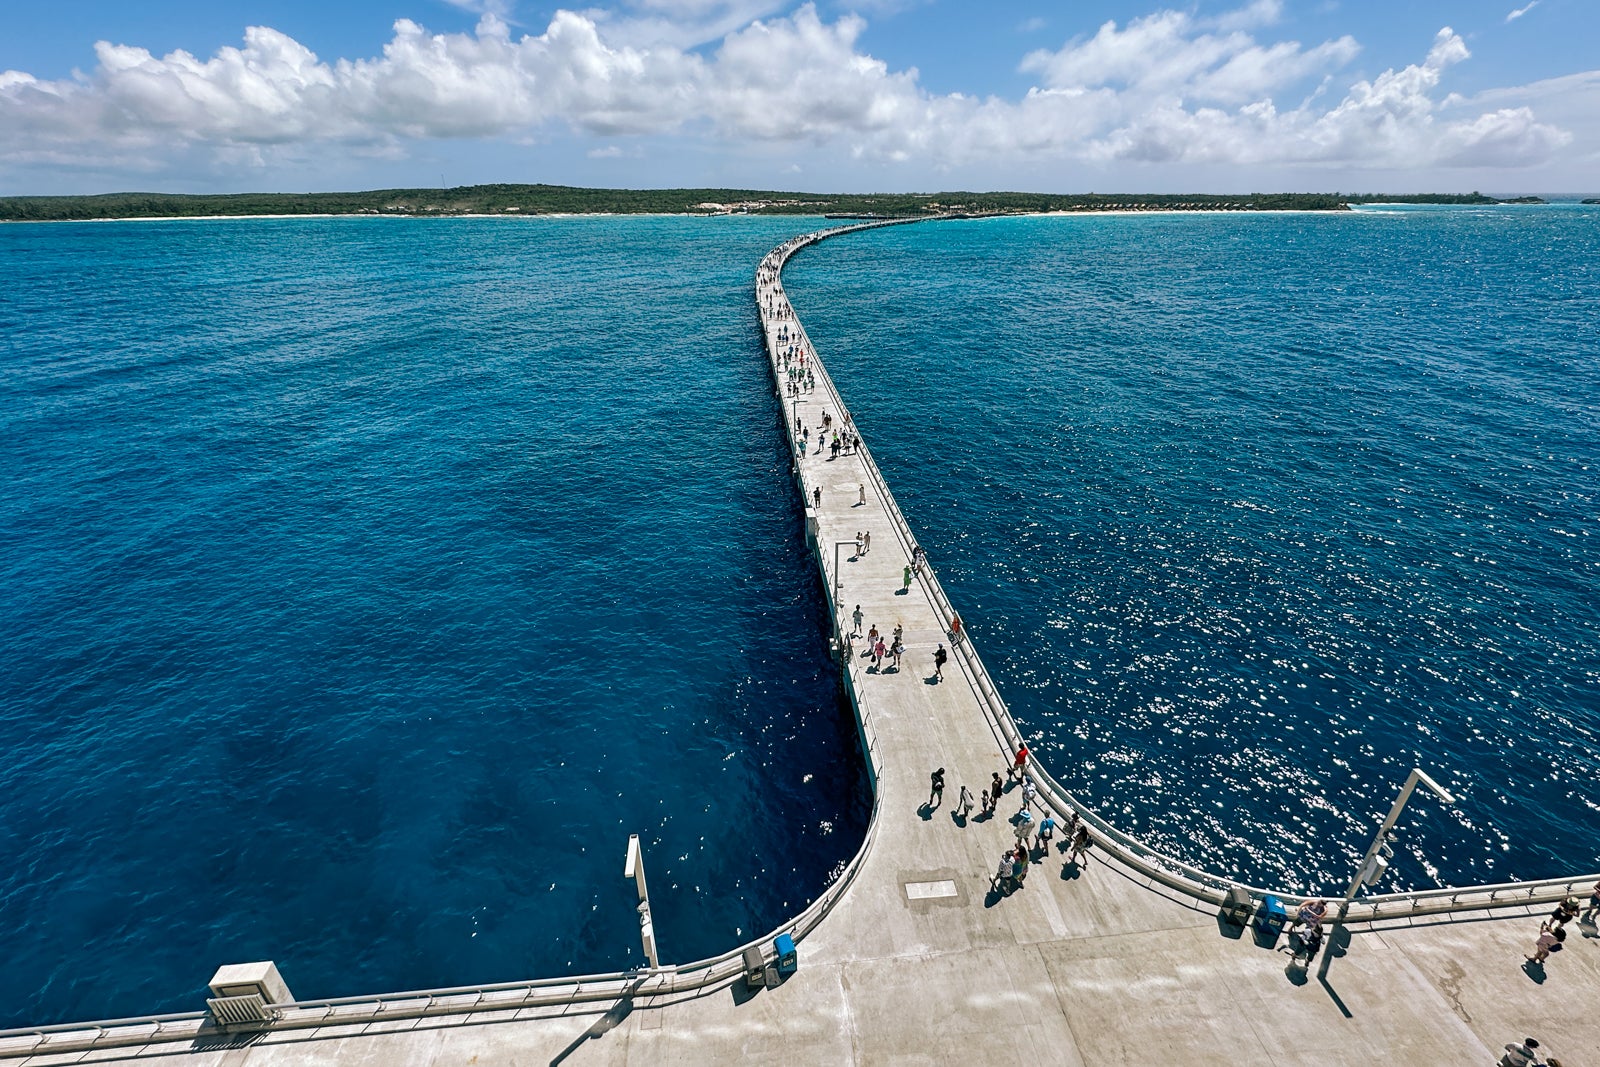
left=1291, top=925, right=1324, bottom=965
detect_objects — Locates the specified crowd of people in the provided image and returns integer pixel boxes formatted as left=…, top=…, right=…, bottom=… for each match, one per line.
left=933, top=747, right=1096, bottom=896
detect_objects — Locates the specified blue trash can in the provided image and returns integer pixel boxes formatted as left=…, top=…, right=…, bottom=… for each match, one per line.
left=1254, top=894, right=1288, bottom=938
left=773, top=933, right=797, bottom=976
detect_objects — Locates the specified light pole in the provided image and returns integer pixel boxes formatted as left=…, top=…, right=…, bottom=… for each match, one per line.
left=624, top=834, right=660, bottom=970
left=832, top=539, right=859, bottom=601
left=1320, top=767, right=1454, bottom=979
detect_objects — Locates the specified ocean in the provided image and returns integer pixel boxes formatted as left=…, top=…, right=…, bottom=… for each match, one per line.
left=786, top=203, right=1600, bottom=894
left=2, top=204, right=1596, bottom=1027
left=0, top=214, right=869, bottom=1026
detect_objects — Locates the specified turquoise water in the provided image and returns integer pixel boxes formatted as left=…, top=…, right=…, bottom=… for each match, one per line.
left=787, top=204, right=1600, bottom=892
left=4, top=205, right=1598, bottom=1029
left=0, top=215, right=869, bottom=1026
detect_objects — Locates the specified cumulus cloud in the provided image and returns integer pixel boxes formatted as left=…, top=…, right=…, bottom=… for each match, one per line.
left=1020, top=6, right=1360, bottom=106
left=0, top=1, right=1581, bottom=179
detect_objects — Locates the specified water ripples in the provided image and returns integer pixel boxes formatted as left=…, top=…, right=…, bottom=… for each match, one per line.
left=788, top=205, right=1600, bottom=893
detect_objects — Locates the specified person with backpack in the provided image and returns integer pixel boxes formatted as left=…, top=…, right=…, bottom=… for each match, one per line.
left=932, top=644, right=947, bottom=680
left=1036, top=814, right=1056, bottom=857
left=1070, top=824, right=1092, bottom=864
left=1499, top=1037, right=1542, bottom=1067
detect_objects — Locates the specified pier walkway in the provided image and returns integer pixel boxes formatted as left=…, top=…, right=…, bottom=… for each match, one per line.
left=7, top=223, right=1597, bottom=1066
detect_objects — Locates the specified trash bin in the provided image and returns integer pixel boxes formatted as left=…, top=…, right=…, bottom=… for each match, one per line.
left=1254, top=894, right=1288, bottom=938
left=1222, top=886, right=1253, bottom=927
left=742, top=945, right=765, bottom=989
left=773, top=933, right=797, bottom=977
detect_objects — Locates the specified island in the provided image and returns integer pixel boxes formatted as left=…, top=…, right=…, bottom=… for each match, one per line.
left=0, top=185, right=1523, bottom=222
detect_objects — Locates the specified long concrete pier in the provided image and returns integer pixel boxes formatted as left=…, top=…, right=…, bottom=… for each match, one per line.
left=6, top=222, right=1597, bottom=1066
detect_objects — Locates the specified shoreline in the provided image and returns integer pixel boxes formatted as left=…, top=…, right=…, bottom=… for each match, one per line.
left=8, top=207, right=1354, bottom=225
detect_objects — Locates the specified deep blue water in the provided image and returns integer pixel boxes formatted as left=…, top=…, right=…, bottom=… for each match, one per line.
left=787, top=204, right=1600, bottom=894
left=4, top=206, right=1598, bottom=1029
left=0, top=215, right=870, bottom=1027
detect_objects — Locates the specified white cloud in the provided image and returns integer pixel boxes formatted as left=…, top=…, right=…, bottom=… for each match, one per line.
left=440, top=0, right=515, bottom=18
left=1505, top=1, right=1540, bottom=23
left=1212, top=0, right=1283, bottom=32
left=1020, top=7, right=1359, bottom=106
left=593, top=0, right=789, bottom=50
left=0, top=1, right=1582, bottom=183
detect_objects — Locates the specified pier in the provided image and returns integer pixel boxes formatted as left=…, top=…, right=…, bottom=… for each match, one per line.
left=4, top=221, right=1597, bottom=1066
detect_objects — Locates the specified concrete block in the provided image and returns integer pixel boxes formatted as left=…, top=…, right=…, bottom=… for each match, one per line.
left=208, top=961, right=294, bottom=1005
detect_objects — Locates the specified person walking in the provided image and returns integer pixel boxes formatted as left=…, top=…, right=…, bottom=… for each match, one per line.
left=1019, top=776, right=1038, bottom=814
left=857, top=483, right=866, bottom=506
left=993, top=851, right=1014, bottom=893
left=1036, top=814, right=1056, bottom=856
left=854, top=531, right=863, bottom=556
left=1010, top=744, right=1030, bottom=782
left=1528, top=921, right=1566, bottom=963
left=862, top=530, right=871, bottom=554
left=1011, top=845, right=1030, bottom=887
left=813, top=486, right=821, bottom=508
left=990, top=772, right=1004, bottom=809
left=957, top=784, right=975, bottom=818
left=1582, top=880, right=1600, bottom=924
left=1070, top=824, right=1092, bottom=864
left=867, top=624, right=879, bottom=648
left=890, top=638, right=903, bottom=670
left=852, top=604, right=863, bottom=636
left=933, top=643, right=948, bottom=680
left=873, top=637, right=888, bottom=669
left=902, top=565, right=913, bottom=592
left=1499, top=1038, right=1542, bottom=1067
left=928, top=767, right=945, bottom=808
left=1014, top=810, right=1034, bottom=850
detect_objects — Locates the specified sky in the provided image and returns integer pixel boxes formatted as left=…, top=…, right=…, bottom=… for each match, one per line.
left=2, top=0, right=1596, bottom=195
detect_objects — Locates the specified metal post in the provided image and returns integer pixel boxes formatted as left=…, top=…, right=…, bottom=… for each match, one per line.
left=624, top=835, right=660, bottom=970
left=1339, top=768, right=1455, bottom=913
left=832, top=539, right=861, bottom=603
left=1320, top=767, right=1453, bottom=979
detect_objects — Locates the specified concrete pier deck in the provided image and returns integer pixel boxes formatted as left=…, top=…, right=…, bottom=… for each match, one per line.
left=9, top=224, right=1596, bottom=1067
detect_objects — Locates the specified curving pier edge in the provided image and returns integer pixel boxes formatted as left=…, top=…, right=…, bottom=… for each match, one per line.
left=2, top=220, right=1596, bottom=1065
left=758, top=218, right=1596, bottom=918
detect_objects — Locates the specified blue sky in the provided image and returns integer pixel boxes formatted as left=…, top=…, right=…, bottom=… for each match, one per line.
left=2, top=0, right=1595, bottom=194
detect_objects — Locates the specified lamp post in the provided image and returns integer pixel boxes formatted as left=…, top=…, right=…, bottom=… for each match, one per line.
left=832, top=539, right=860, bottom=602
left=624, top=834, right=660, bottom=970
left=1319, top=767, right=1454, bottom=979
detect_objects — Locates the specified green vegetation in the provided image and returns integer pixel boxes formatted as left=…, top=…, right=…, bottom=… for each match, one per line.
left=0, top=183, right=1516, bottom=222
